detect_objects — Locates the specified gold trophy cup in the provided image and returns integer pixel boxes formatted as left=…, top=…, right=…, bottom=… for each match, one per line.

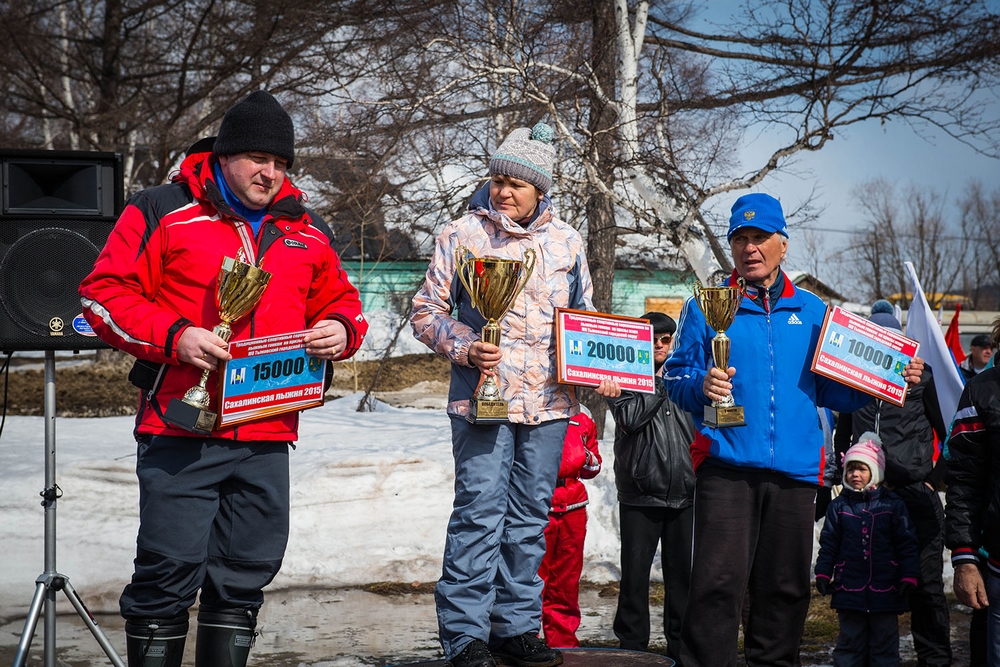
left=163, top=254, right=272, bottom=434
left=455, top=246, right=536, bottom=424
left=693, top=278, right=746, bottom=428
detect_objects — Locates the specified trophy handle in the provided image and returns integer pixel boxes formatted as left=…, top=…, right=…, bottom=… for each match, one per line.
left=731, top=276, right=747, bottom=314
left=454, top=246, right=479, bottom=310
left=511, top=248, right=536, bottom=301
left=693, top=280, right=705, bottom=310
left=720, top=277, right=746, bottom=327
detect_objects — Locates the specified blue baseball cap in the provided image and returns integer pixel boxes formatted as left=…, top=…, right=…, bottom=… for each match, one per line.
left=727, top=193, right=788, bottom=241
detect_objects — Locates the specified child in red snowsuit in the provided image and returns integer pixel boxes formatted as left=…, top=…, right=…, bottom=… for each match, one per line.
left=539, top=411, right=603, bottom=648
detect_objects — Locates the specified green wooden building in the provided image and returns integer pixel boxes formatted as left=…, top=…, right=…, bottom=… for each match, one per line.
left=341, top=260, right=695, bottom=321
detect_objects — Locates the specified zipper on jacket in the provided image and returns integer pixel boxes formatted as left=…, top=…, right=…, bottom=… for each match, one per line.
left=766, top=305, right=776, bottom=469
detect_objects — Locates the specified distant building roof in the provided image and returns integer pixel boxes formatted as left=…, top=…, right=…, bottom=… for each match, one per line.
left=886, top=292, right=972, bottom=309
left=785, top=270, right=848, bottom=304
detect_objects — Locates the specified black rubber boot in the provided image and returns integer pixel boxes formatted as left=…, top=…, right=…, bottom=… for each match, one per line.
left=195, top=607, right=258, bottom=667
left=124, top=615, right=189, bottom=667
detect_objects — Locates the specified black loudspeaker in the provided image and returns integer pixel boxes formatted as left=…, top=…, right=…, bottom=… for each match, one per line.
left=0, top=149, right=124, bottom=351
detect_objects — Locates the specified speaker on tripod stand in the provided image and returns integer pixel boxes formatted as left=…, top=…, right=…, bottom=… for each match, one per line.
left=0, top=149, right=122, bottom=352
left=3, top=149, right=128, bottom=667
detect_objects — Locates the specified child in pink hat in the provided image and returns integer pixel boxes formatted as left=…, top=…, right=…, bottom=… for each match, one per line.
left=815, top=432, right=920, bottom=666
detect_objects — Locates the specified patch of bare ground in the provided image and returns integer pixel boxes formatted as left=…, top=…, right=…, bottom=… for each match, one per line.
left=0, top=352, right=450, bottom=417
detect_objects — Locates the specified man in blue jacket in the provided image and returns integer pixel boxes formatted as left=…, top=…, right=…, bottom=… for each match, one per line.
left=664, top=192, right=925, bottom=667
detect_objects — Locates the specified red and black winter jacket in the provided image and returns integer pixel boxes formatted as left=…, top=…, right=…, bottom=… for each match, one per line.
left=79, top=151, right=367, bottom=442
left=945, top=366, right=1000, bottom=572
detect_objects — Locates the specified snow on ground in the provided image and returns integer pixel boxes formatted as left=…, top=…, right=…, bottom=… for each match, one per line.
left=0, top=336, right=953, bottom=621
left=0, top=394, right=625, bottom=618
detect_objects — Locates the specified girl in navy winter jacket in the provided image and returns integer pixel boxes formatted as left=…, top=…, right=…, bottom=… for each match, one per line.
left=815, top=432, right=920, bottom=667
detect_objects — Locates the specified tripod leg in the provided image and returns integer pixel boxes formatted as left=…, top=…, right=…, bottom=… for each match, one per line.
left=11, top=580, right=47, bottom=667
left=12, top=352, right=129, bottom=667
left=12, top=575, right=128, bottom=667
left=61, top=578, right=127, bottom=667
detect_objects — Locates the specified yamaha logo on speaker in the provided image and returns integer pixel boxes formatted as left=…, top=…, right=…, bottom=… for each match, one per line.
left=48, top=317, right=64, bottom=336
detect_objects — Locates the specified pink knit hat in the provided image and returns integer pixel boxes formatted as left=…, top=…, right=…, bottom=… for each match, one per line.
left=843, top=432, right=885, bottom=490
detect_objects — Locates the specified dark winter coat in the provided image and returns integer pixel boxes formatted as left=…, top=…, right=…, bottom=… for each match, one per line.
left=945, top=367, right=1000, bottom=572
left=606, top=376, right=695, bottom=508
left=835, top=369, right=948, bottom=488
left=816, top=487, right=920, bottom=614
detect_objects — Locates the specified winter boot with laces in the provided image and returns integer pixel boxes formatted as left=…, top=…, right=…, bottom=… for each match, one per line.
left=491, top=632, right=563, bottom=667
left=448, top=638, right=496, bottom=667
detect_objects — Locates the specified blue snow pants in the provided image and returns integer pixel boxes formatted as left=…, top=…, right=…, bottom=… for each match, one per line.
left=436, top=417, right=568, bottom=660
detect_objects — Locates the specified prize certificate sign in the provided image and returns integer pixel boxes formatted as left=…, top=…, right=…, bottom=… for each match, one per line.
left=218, top=330, right=326, bottom=427
left=811, top=306, right=919, bottom=407
left=555, top=309, right=656, bottom=394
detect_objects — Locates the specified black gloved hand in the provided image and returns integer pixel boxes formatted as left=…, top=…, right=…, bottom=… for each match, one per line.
left=899, top=580, right=916, bottom=598
left=815, top=577, right=831, bottom=596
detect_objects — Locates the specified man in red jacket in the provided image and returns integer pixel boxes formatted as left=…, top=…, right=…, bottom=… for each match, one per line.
left=539, top=411, right=602, bottom=648
left=79, top=90, right=367, bottom=667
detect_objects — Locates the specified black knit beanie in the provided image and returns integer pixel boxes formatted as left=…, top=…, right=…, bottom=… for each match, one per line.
left=213, top=91, right=295, bottom=167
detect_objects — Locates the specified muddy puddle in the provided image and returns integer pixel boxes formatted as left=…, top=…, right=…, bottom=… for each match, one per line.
left=0, top=586, right=620, bottom=666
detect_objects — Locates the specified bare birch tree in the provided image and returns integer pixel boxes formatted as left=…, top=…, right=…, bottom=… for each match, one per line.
left=326, top=0, right=1000, bottom=282
left=324, top=0, right=1000, bottom=428
left=571, top=0, right=1000, bottom=285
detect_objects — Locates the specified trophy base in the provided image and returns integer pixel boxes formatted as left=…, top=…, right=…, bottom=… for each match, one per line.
left=704, top=404, right=746, bottom=428
left=466, top=399, right=509, bottom=424
left=163, top=398, right=217, bottom=435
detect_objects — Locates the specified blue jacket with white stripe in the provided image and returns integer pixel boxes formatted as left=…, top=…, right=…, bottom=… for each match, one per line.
left=664, top=271, right=871, bottom=485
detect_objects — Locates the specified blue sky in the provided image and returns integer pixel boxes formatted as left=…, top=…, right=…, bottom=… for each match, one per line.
left=742, top=117, right=999, bottom=278
left=691, top=1, right=1000, bottom=291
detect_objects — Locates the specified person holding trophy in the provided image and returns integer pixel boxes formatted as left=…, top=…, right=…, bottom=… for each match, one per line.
left=410, top=122, right=593, bottom=667
left=664, top=192, right=925, bottom=667
left=79, top=90, right=367, bottom=667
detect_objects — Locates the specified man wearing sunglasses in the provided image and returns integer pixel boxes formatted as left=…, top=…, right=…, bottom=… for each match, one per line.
left=595, top=312, right=695, bottom=663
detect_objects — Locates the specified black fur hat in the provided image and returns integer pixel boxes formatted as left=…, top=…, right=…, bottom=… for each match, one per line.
left=642, top=311, right=676, bottom=335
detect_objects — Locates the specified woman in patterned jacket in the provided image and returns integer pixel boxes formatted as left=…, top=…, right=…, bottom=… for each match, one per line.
left=410, top=122, right=593, bottom=667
